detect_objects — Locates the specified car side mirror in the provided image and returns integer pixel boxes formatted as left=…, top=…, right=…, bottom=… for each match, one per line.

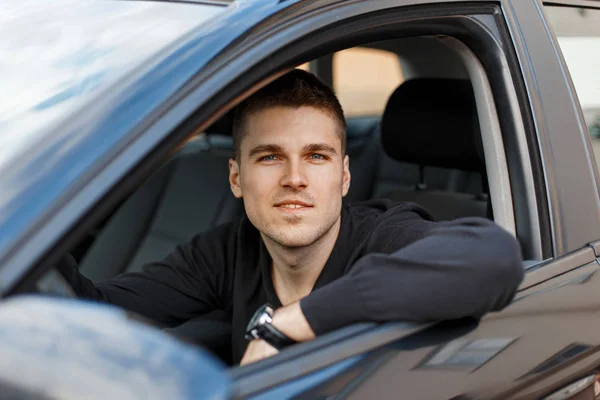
left=0, top=295, right=231, bottom=400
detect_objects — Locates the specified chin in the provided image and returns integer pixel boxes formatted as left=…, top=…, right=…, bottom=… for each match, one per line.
left=265, top=227, right=321, bottom=248
left=282, top=238, right=317, bottom=248
left=253, top=213, right=340, bottom=248
left=275, top=234, right=317, bottom=248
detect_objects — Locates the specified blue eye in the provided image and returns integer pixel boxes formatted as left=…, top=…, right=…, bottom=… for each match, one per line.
left=260, top=155, right=278, bottom=161
left=309, top=154, right=326, bottom=160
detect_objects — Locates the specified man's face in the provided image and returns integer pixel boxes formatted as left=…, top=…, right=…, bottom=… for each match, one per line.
left=229, top=106, right=350, bottom=248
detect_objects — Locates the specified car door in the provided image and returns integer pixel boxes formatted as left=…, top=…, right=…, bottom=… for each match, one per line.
left=222, top=0, right=600, bottom=398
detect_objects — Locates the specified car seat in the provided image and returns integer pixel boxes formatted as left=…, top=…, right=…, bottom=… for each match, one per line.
left=378, top=78, right=489, bottom=220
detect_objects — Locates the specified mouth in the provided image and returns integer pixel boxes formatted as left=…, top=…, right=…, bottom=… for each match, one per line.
left=274, top=200, right=314, bottom=211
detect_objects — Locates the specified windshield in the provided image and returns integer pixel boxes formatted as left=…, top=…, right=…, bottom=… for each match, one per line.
left=0, top=0, right=227, bottom=171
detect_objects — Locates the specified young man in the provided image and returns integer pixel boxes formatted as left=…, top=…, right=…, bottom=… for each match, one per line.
left=59, top=70, right=524, bottom=365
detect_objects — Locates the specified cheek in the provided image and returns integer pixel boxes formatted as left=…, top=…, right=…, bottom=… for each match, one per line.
left=308, top=165, right=345, bottom=190
left=240, top=167, right=278, bottom=202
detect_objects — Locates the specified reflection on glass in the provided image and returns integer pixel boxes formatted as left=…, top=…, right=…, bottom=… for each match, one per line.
left=0, top=0, right=226, bottom=171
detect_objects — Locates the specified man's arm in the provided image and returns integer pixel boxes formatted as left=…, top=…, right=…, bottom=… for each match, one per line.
left=55, top=223, right=235, bottom=327
left=241, top=215, right=524, bottom=364
left=300, top=216, right=524, bottom=335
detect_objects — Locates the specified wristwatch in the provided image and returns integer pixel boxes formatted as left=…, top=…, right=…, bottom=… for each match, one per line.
left=245, top=303, right=297, bottom=350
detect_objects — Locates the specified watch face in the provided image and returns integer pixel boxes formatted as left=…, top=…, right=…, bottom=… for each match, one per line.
left=246, top=304, right=268, bottom=333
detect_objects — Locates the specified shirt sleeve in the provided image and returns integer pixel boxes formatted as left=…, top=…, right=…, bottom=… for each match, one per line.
left=300, top=210, right=524, bottom=335
left=56, top=222, right=236, bottom=327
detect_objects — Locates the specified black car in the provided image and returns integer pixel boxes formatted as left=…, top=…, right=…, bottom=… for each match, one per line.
left=1, top=0, right=600, bottom=398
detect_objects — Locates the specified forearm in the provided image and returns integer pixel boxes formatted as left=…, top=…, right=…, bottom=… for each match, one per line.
left=301, top=217, right=524, bottom=335
left=55, top=253, right=220, bottom=327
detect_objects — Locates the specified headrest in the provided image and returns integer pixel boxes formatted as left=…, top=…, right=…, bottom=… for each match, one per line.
left=381, top=79, right=484, bottom=172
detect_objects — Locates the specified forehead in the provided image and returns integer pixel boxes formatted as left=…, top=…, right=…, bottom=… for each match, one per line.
left=241, top=106, right=341, bottom=151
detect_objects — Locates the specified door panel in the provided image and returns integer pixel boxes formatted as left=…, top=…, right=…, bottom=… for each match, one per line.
left=272, top=257, right=600, bottom=399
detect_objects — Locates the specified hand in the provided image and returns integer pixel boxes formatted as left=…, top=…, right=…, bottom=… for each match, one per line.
left=272, top=302, right=316, bottom=342
left=240, top=339, right=279, bottom=366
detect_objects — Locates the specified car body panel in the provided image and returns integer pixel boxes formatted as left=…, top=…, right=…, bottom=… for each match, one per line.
left=248, top=258, right=600, bottom=399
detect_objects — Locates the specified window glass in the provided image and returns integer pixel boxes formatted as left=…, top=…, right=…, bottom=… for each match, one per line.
left=0, top=0, right=226, bottom=171
left=545, top=6, right=600, bottom=165
left=333, top=47, right=403, bottom=117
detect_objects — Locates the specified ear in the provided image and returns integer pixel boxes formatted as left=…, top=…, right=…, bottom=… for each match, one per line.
left=342, top=155, right=351, bottom=197
left=229, top=158, right=243, bottom=198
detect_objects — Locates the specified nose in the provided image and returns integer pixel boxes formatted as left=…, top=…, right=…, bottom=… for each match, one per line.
left=279, top=159, right=308, bottom=189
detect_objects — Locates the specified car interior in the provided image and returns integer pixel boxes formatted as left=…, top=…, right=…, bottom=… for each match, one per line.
left=53, top=36, right=495, bottom=365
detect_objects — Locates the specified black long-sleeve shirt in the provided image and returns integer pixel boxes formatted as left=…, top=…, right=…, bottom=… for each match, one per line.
left=58, top=199, right=524, bottom=363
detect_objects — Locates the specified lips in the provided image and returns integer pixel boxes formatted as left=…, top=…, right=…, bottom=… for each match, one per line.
left=274, top=200, right=313, bottom=209
left=279, top=204, right=308, bottom=209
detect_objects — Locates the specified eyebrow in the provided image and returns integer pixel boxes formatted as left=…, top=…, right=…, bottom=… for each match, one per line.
left=247, top=144, right=285, bottom=158
left=247, top=142, right=338, bottom=158
left=303, top=143, right=338, bottom=156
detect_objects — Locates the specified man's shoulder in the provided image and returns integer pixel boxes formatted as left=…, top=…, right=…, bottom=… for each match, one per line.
left=345, top=198, right=434, bottom=222
left=343, top=199, right=436, bottom=255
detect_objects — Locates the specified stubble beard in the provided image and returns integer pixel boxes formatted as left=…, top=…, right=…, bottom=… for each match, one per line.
left=262, top=213, right=340, bottom=250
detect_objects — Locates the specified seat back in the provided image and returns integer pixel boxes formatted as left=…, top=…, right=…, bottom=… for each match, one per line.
left=79, top=134, right=242, bottom=281
left=379, top=78, right=488, bottom=221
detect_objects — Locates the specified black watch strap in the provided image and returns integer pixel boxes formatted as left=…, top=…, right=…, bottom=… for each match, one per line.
left=246, top=304, right=297, bottom=350
left=255, top=322, right=296, bottom=350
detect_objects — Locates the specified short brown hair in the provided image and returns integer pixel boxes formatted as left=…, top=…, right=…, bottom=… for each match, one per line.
left=232, top=69, right=346, bottom=160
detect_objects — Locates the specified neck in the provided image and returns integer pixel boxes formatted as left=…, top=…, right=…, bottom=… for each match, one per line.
left=262, top=216, right=341, bottom=306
